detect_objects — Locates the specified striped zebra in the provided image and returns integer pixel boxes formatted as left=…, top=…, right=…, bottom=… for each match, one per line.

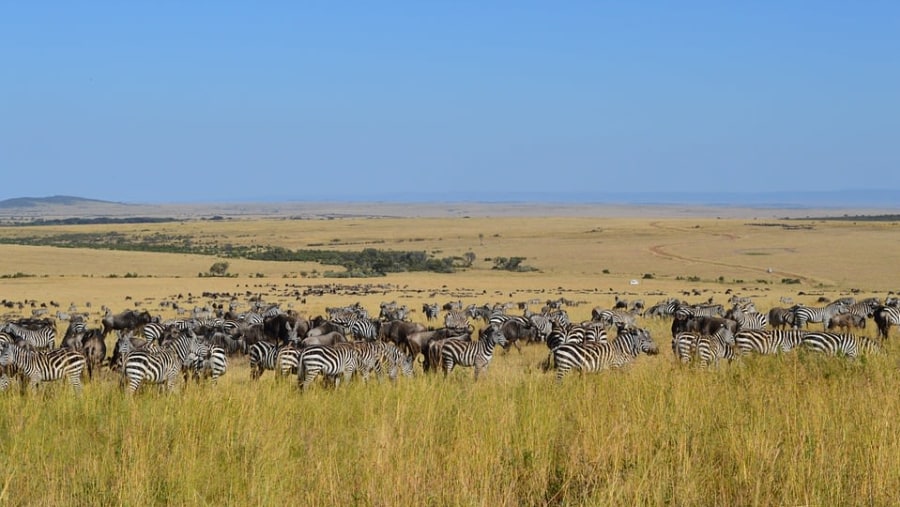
left=439, top=324, right=507, bottom=380
left=645, top=298, right=682, bottom=318
left=552, top=327, right=658, bottom=381
left=672, top=327, right=735, bottom=366
left=297, top=345, right=359, bottom=390
left=347, top=318, right=379, bottom=342
left=443, top=310, right=471, bottom=334
left=735, top=329, right=808, bottom=356
left=336, top=341, right=413, bottom=381
left=186, top=343, right=228, bottom=384
left=0, top=342, right=86, bottom=392
left=591, top=309, right=636, bottom=329
left=792, top=301, right=848, bottom=330
left=275, top=345, right=303, bottom=378
left=874, top=306, right=900, bottom=339
left=844, top=298, right=881, bottom=320
left=801, top=332, right=880, bottom=358
left=524, top=310, right=552, bottom=343
left=727, top=305, right=767, bottom=331
left=248, top=341, right=281, bottom=380
left=1, top=322, right=56, bottom=350
left=422, top=303, right=439, bottom=322
left=0, top=374, right=9, bottom=392
left=696, top=328, right=737, bottom=368
left=122, top=347, right=185, bottom=393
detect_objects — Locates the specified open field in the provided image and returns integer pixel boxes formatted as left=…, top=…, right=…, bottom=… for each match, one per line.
left=0, top=209, right=899, bottom=504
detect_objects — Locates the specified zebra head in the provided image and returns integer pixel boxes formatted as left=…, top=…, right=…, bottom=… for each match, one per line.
left=621, top=327, right=659, bottom=356
left=483, top=323, right=508, bottom=348
left=0, top=341, right=11, bottom=367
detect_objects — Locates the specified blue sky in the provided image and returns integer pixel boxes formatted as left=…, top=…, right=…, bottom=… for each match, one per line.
left=2, top=2, right=898, bottom=203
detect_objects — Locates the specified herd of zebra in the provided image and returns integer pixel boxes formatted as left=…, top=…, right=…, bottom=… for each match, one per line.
left=1, top=293, right=899, bottom=393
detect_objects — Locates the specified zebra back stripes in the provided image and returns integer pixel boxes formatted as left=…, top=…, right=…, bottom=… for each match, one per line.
left=1, top=322, right=56, bottom=350
left=0, top=342, right=86, bottom=392
left=735, top=329, right=808, bottom=356
left=439, top=325, right=507, bottom=380
left=801, top=332, right=880, bottom=358
left=298, top=345, right=358, bottom=390
left=552, top=327, right=658, bottom=381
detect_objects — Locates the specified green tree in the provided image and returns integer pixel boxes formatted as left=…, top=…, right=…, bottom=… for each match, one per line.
left=208, top=261, right=230, bottom=276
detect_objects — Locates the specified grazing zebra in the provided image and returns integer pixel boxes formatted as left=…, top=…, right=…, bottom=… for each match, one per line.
left=524, top=310, right=552, bottom=343
left=297, top=345, right=359, bottom=390
left=443, top=310, right=471, bottom=333
left=552, top=327, right=658, bottom=381
left=735, top=329, right=808, bottom=356
left=645, top=298, right=682, bottom=318
left=1, top=322, right=56, bottom=350
left=439, top=324, right=507, bottom=380
left=141, top=322, right=169, bottom=344
left=792, top=301, right=848, bottom=330
left=844, top=298, right=880, bottom=320
left=801, top=332, right=880, bottom=358
left=0, top=342, right=86, bottom=392
left=122, top=348, right=184, bottom=393
left=874, top=306, right=900, bottom=339
left=274, top=345, right=303, bottom=378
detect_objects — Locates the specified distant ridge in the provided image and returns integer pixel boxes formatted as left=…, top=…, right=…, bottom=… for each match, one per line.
left=0, top=195, right=120, bottom=208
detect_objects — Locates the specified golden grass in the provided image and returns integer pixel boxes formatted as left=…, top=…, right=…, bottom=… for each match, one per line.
left=0, top=215, right=899, bottom=504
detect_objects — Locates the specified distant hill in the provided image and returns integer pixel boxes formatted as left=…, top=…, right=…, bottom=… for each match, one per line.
left=0, top=195, right=121, bottom=208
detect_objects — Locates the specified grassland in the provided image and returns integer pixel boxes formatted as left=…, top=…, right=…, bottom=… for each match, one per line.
left=0, top=212, right=899, bottom=505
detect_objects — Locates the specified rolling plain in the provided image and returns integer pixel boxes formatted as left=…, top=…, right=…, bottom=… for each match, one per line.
left=0, top=204, right=898, bottom=505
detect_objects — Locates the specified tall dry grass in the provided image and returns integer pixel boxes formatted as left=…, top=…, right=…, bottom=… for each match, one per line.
left=0, top=216, right=899, bottom=504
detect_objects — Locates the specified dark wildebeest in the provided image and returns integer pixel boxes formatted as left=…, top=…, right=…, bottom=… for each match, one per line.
left=673, top=316, right=739, bottom=338
left=495, top=320, right=536, bottom=354
left=874, top=306, right=900, bottom=340
left=101, top=309, right=154, bottom=337
left=264, top=313, right=308, bottom=346
left=379, top=320, right=426, bottom=350
left=301, top=331, right=347, bottom=348
left=81, top=329, right=107, bottom=380
left=767, top=307, right=795, bottom=330
left=306, top=321, right=347, bottom=338
left=827, top=313, right=866, bottom=333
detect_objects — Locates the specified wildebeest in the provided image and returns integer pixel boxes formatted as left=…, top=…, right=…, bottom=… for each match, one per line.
left=495, top=319, right=536, bottom=354
left=301, top=331, right=347, bottom=348
left=379, top=320, right=426, bottom=349
left=102, top=309, right=155, bottom=337
left=672, top=316, right=738, bottom=338
left=81, top=329, right=107, bottom=379
left=263, top=313, right=307, bottom=346
left=827, top=313, right=866, bottom=333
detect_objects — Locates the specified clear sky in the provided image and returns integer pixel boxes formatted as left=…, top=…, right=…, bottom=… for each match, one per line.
left=2, top=2, right=898, bottom=203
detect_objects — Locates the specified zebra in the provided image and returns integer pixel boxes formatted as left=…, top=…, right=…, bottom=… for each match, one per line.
left=336, top=341, right=413, bottom=381
left=645, top=298, right=682, bottom=318
left=844, top=298, right=881, bottom=321
left=297, top=345, right=359, bottom=390
left=735, top=329, right=808, bottom=356
left=122, top=347, right=185, bottom=393
left=792, top=301, right=848, bottom=330
left=591, top=309, right=636, bottom=329
left=0, top=342, right=86, bottom=392
left=523, top=310, right=552, bottom=343
left=422, top=303, right=439, bottom=322
left=726, top=305, right=767, bottom=331
left=186, top=343, right=227, bottom=384
left=696, top=328, right=737, bottom=368
left=443, top=310, right=471, bottom=334
left=801, top=332, right=880, bottom=358
left=874, top=306, right=900, bottom=339
left=551, top=327, right=658, bottom=381
left=347, top=317, right=379, bottom=342
left=671, top=327, right=734, bottom=366
left=248, top=341, right=281, bottom=380
left=1, top=322, right=56, bottom=350
left=439, top=324, right=507, bottom=380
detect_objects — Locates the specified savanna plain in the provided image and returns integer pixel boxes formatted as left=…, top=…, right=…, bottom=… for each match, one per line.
left=1, top=210, right=899, bottom=505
